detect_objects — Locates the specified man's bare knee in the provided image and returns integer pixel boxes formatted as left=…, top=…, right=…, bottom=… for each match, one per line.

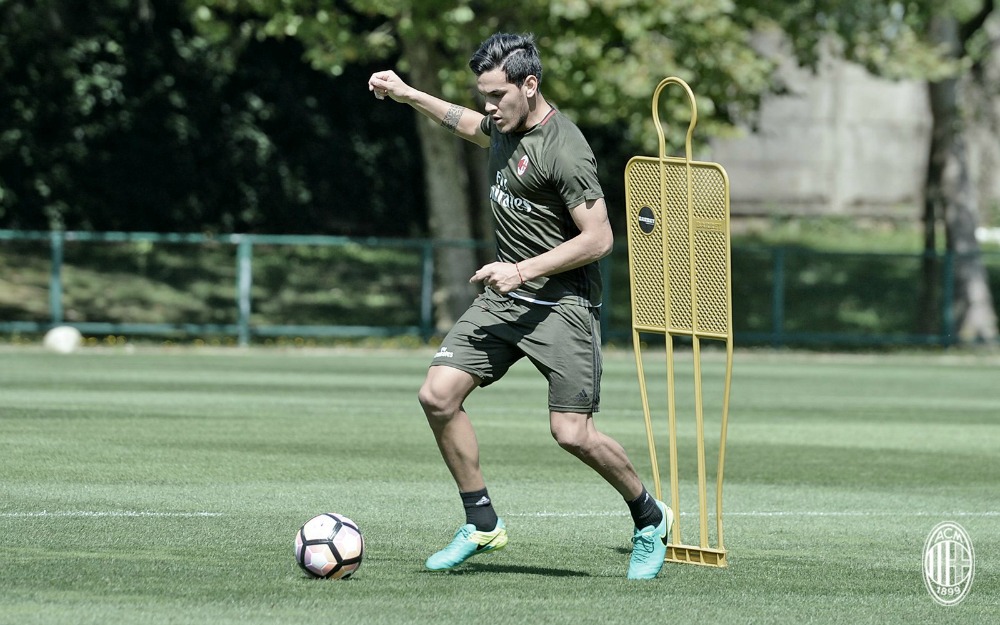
left=552, top=432, right=585, bottom=455
left=550, top=415, right=590, bottom=455
left=418, top=382, right=456, bottom=419
left=417, top=366, right=479, bottom=420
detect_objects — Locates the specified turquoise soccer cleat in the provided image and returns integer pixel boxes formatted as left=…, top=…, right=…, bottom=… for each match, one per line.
left=425, top=519, right=508, bottom=571
left=627, top=500, right=673, bottom=580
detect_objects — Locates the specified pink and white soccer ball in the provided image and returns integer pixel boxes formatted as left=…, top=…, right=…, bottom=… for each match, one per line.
left=294, top=513, right=364, bottom=579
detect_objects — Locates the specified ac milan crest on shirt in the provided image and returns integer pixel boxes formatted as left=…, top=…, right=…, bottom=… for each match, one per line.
left=516, top=155, right=529, bottom=176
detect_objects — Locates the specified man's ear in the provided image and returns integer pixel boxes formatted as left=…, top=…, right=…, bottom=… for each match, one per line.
left=522, top=75, right=539, bottom=98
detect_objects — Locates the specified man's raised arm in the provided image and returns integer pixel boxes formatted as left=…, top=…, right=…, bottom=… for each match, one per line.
left=368, top=70, right=489, bottom=148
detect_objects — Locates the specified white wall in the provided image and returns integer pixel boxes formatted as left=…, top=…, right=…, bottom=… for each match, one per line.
left=710, top=48, right=933, bottom=218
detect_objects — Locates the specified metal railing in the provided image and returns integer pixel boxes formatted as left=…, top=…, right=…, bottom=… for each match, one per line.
left=2, top=230, right=996, bottom=347
left=0, top=230, right=445, bottom=344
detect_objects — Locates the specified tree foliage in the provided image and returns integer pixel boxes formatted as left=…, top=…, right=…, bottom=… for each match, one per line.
left=0, top=0, right=425, bottom=234
left=741, top=0, right=992, bottom=77
left=191, top=0, right=779, bottom=152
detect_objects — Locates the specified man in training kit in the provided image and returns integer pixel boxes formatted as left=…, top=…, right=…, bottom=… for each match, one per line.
left=368, top=32, right=672, bottom=580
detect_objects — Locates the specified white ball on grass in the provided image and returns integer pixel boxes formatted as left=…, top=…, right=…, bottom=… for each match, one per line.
left=43, top=326, right=83, bottom=354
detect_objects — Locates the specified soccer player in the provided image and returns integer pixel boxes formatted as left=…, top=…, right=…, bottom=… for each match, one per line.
left=368, top=32, right=671, bottom=579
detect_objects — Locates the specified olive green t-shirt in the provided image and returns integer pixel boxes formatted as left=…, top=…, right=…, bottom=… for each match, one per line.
left=479, top=108, right=605, bottom=307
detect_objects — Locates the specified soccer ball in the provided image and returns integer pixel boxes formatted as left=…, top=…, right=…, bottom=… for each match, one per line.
left=294, top=513, right=365, bottom=579
left=43, top=325, right=83, bottom=354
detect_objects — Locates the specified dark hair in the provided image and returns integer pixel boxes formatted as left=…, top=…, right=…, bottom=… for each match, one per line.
left=469, top=32, right=542, bottom=87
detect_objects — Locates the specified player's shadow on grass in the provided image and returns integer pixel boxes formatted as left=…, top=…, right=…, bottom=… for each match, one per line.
left=437, top=563, right=590, bottom=577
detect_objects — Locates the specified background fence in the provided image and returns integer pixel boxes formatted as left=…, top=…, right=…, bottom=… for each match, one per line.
left=2, top=230, right=998, bottom=348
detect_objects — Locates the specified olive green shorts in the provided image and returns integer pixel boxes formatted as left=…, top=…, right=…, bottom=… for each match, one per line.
left=430, top=291, right=602, bottom=413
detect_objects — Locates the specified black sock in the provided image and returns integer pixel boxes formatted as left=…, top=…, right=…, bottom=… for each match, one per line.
left=460, top=488, right=499, bottom=531
left=626, top=487, right=663, bottom=529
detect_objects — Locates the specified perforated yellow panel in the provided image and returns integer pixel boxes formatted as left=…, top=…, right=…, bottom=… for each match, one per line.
left=624, top=158, right=667, bottom=331
left=625, top=157, right=731, bottom=338
left=626, top=76, right=734, bottom=570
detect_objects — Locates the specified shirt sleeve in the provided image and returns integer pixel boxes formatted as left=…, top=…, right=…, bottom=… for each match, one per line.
left=479, top=115, right=493, bottom=137
left=550, top=139, right=604, bottom=209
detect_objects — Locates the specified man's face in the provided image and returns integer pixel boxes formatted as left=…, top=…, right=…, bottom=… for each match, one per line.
left=476, top=67, right=533, bottom=134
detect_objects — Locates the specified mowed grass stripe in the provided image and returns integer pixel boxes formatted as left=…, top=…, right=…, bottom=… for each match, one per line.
left=0, top=347, right=997, bottom=624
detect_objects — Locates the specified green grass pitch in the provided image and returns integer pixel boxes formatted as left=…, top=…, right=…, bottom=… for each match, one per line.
left=1, top=346, right=997, bottom=624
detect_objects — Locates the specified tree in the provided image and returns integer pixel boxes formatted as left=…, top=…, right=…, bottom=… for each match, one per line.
left=0, top=0, right=425, bottom=235
left=741, top=0, right=998, bottom=342
left=190, top=0, right=777, bottom=330
left=923, top=3, right=997, bottom=343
